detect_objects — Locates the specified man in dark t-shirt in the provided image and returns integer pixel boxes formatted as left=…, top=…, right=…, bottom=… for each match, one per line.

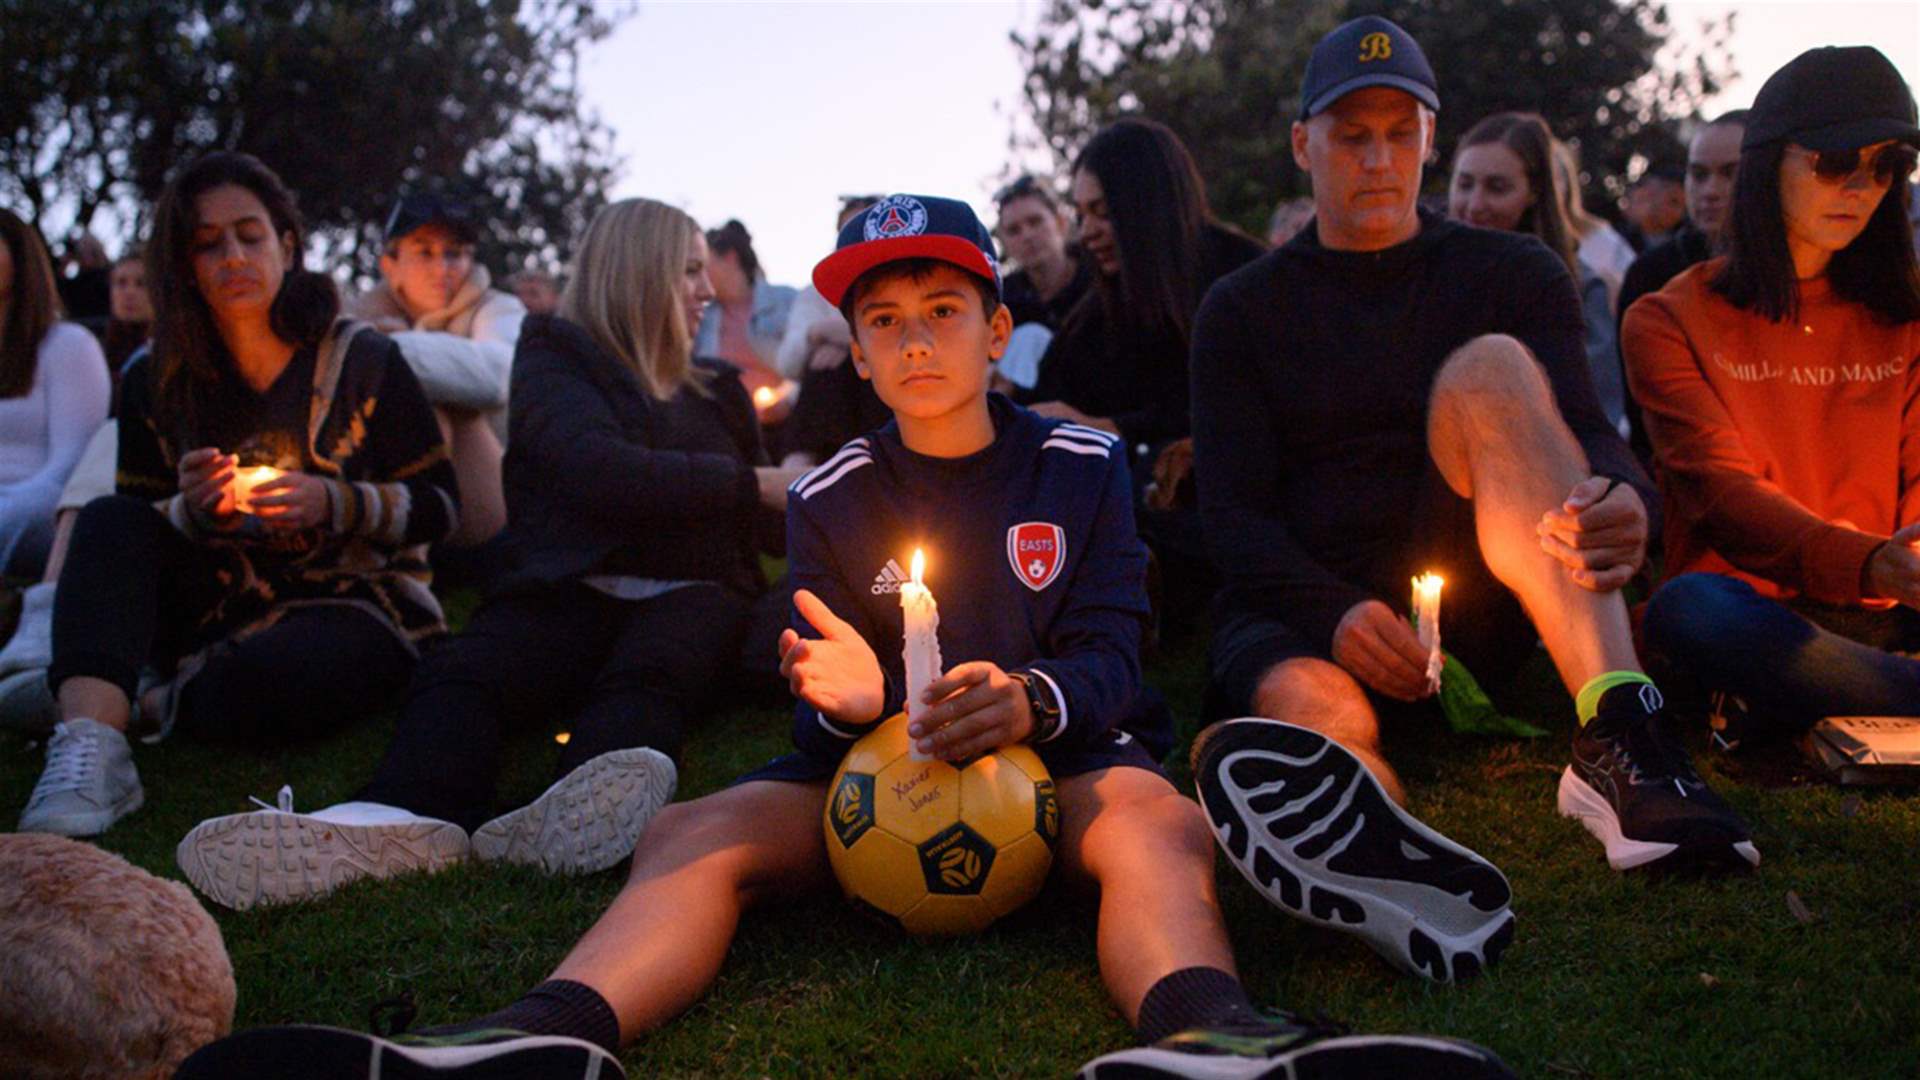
left=1187, top=19, right=1756, bottom=963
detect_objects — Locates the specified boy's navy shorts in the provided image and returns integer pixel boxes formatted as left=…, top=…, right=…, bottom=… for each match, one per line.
left=734, top=726, right=1168, bottom=786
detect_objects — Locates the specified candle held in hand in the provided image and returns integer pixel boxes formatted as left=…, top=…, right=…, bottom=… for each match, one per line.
left=900, top=548, right=943, bottom=761
left=229, top=465, right=285, bottom=515
left=1411, top=572, right=1444, bottom=694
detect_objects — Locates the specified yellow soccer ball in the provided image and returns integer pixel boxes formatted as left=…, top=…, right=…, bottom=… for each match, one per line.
left=824, top=712, right=1059, bottom=935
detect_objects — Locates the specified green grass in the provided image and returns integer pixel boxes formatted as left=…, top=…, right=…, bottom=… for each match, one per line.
left=4, top=614, right=1917, bottom=1077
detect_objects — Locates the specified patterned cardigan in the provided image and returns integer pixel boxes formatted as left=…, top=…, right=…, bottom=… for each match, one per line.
left=115, top=318, right=459, bottom=658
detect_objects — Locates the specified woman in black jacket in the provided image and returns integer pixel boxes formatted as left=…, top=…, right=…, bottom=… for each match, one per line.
left=178, top=198, right=799, bottom=910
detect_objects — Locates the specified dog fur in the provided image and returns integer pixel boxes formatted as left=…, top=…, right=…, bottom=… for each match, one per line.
left=0, top=833, right=235, bottom=1079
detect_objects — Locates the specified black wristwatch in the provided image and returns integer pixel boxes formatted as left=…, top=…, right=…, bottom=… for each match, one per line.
left=1010, top=671, right=1063, bottom=742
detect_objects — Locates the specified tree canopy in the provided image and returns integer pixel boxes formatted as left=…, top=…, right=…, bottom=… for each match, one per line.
left=0, top=0, right=625, bottom=282
left=1011, top=0, right=1734, bottom=235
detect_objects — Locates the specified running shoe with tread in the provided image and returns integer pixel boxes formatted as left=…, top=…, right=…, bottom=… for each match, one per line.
left=173, top=1024, right=624, bottom=1079
left=1078, top=1013, right=1516, bottom=1079
left=470, top=747, right=676, bottom=875
left=1192, top=718, right=1515, bottom=984
left=176, top=791, right=469, bottom=910
left=1558, top=683, right=1759, bottom=873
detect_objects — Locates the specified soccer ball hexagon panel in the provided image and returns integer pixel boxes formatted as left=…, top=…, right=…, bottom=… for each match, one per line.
left=824, top=713, right=1057, bottom=936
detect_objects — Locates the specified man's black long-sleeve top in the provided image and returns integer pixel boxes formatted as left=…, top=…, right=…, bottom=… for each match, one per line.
left=1191, top=210, right=1657, bottom=655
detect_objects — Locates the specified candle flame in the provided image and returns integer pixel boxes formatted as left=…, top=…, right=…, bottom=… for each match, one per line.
left=1414, top=572, right=1444, bottom=594
left=554, top=731, right=571, bottom=745
left=753, top=386, right=777, bottom=407
left=910, top=548, right=925, bottom=586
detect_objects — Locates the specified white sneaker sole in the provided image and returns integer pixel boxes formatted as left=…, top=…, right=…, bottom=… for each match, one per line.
left=1195, top=720, right=1514, bottom=983
left=471, top=747, right=676, bottom=875
left=177, top=811, right=470, bottom=910
left=1556, top=767, right=1760, bottom=872
left=1078, top=1032, right=1514, bottom=1079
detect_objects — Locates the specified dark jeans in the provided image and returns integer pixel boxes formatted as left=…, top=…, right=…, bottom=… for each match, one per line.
left=1643, top=572, right=1920, bottom=731
left=360, top=581, right=750, bottom=831
left=48, top=494, right=413, bottom=742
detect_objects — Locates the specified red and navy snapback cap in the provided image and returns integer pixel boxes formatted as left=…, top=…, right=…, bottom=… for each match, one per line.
left=812, top=194, right=1001, bottom=307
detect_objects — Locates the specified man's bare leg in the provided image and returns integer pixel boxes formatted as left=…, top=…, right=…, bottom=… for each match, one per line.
left=1251, top=657, right=1405, bottom=804
left=1426, top=334, right=1640, bottom=692
left=548, top=780, right=833, bottom=1044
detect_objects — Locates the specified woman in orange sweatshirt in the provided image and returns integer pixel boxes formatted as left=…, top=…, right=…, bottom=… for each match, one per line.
left=1624, top=45, right=1920, bottom=743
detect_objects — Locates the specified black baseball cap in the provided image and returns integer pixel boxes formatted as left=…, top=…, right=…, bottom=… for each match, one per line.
left=1298, top=16, right=1439, bottom=120
left=382, top=192, right=478, bottom=246
left=812, top=194, right=1001, bottom=308
left=1742, top=46, right=1920, bottom=152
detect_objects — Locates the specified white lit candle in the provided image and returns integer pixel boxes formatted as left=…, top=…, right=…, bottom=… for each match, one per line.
left=900, top=548, right=943, bottom=760
left=1412, top=572, right=1444, bottom=694
left=229, top=465, right=285, bottom=515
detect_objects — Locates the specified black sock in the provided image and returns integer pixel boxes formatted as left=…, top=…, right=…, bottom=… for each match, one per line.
left=420, top=979, right=622, bottom=1057
left=1134, top=967, right=1265, bottom=1045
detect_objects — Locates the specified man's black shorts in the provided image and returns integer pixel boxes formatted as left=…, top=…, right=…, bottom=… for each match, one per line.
left=735, top=725, right=1168, bottom=786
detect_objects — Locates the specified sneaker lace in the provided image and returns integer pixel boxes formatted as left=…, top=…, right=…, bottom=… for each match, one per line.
left=31, top=725, right=100, bottom=798
left=1609, top=716, right=1702, bottom=789
left=247, top=784, right=295, bottom=814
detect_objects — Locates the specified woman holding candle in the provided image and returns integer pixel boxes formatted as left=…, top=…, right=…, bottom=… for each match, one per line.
left=15, top=152, right=458, bottom=838
left=1626, top=47, right=1920, bottom=740
left=176, top=197, right=804, bottom=908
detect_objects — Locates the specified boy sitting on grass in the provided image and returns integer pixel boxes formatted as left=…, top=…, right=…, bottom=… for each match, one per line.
left=176, top=196, right=1511, bottom=1080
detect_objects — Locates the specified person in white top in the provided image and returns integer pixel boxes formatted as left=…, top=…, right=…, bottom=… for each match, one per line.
left=0, top=210, right=110, bottom=579
left=349, top=192, right=522, bottom=546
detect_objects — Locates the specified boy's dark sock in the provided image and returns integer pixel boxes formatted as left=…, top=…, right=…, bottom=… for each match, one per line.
left=415, top=979, right=621, bottom=1057
left=1134, top=966, right=1266, bottom=1045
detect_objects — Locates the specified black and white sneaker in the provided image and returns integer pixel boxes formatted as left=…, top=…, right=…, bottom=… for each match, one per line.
left=174, top=1024, right=624, bottom=1078
left=1192, top=719, right=1515, bottom=983
left=1559, top=681, right=1760, bottom=872
left=1079, top=1014, right=1515, bottom=1079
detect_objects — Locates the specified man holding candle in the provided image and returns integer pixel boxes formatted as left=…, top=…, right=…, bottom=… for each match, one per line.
left=1189, top=15, right=1756, bottom=949
left=180, top=195, right=1514, bottom=1079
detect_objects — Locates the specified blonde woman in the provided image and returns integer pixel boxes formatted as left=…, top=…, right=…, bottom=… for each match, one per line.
left=179, top=198, right=803, bottom=909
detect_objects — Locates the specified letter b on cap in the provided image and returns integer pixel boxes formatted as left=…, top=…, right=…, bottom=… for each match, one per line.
left=1359, top=32, right=1392, bottom=61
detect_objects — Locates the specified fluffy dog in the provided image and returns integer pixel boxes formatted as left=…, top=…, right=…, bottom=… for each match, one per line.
left=0, top=833, right=235, bottom=1079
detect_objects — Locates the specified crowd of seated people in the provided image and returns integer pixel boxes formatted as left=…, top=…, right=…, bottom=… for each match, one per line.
left=4, top=22, right=1917, bottom=1080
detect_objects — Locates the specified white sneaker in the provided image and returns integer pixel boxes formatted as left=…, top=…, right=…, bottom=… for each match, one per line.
left=18, top=718, right=144, bottom=836
left=176, top=787, right=470, bottom=911
left=0, top=667, right=55, bottom=735
left=0, top=581, right=53, bottom=676
left=472, top=747, right=677, bottom=875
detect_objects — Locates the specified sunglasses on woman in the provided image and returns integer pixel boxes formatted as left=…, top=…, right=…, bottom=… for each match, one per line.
left=1794, top=142, right=1919, bottom=186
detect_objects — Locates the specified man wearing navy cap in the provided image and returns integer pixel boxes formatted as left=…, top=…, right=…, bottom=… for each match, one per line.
left=1190, top=16, right=1756, bottom=956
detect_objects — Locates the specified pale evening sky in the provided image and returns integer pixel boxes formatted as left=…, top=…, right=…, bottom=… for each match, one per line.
left=577, top=0, right=1920, bottom=286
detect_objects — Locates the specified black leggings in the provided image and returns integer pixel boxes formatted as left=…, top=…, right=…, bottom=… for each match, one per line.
left=48, top=494, right=414, bottom=742
left=360, top=581, right=751, bottom=831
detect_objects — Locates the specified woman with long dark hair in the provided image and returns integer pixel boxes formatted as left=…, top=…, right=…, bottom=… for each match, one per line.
left=0, top=210, right=110, bottom=581
left=178, top=198, right=799, bottom=909
left=1625, top=46, right=1920, bottom=743
left=15, top=152, right=458, bottom=837
left=1022, top=118, right=1264, bottom=456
